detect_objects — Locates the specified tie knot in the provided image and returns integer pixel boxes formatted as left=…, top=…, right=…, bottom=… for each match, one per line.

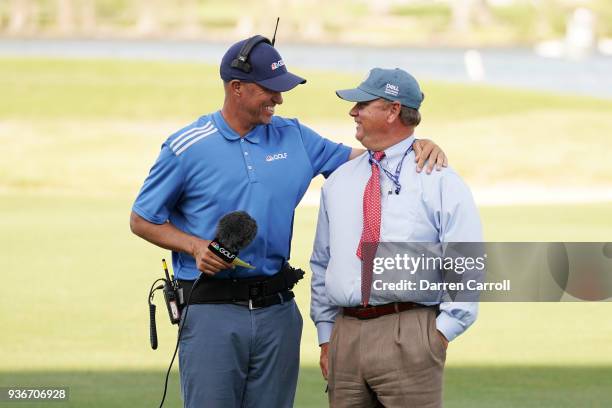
left=373, top=151, right=385, bottom=161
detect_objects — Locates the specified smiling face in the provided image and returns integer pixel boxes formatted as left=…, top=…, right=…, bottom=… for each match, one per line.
left=349, top=98, right=395, bottom=151
left=240, top=82, right=283, bottom=126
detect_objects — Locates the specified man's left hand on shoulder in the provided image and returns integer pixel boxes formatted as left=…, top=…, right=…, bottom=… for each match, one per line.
left=414, top=138, right=448, bottom=174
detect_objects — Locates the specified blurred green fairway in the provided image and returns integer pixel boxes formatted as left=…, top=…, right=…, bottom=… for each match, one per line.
left=1, top=58, right=611, bottom=407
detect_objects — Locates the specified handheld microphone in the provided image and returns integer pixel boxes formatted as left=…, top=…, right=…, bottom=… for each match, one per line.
left=208, top=211, right=258, bottom=269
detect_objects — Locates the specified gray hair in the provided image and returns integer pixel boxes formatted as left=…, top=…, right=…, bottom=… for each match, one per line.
left=382, top=100, right=421, bottom=127
left=399, top=106, right=421, bottom=127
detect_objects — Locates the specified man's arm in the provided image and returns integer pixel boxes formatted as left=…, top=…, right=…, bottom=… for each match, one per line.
left=349, top=138, right=448, bottom=173
left=130, top=211, right=232, bottom=275
left=435, top=172, right=483, bottom=343
left=310, top=190, right=338, bottom=380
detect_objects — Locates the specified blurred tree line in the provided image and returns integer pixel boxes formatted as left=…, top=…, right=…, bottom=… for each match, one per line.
left=1, top=0, right=611, bottom=46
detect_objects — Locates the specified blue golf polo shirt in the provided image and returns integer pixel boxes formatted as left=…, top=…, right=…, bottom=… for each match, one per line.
left=133, top=111, right=351, bottom=280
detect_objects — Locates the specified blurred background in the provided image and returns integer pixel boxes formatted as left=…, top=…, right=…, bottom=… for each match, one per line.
left=1, top=1, right=611, bottom=407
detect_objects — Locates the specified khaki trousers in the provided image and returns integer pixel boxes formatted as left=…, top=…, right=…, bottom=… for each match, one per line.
left=328, top=307, right=446, bottom=408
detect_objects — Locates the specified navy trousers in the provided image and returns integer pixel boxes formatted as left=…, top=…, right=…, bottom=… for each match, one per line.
left=178, top=299, right=303, bottom=408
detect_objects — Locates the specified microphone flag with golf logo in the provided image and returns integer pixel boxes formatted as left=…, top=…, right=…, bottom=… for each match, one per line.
left=208, top=211, right=258, bottom=269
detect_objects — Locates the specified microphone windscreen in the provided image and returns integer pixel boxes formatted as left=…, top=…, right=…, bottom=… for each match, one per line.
left=215, top=211, right=258, bottom=253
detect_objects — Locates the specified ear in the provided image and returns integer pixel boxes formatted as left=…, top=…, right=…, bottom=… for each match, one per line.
left=229, top=80, right=242, bottom=97
left=387, top=101, right=401, bottom=123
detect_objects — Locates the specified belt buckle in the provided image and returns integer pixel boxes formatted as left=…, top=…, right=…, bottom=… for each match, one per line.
left=248, top=298, right=262, bottom=310
left=248, top=282, right=264, bottom=310
left=359, top=307, right=378, bottom=319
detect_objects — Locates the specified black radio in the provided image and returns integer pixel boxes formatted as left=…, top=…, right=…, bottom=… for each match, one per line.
left=147, top=259, right=184, bottom=350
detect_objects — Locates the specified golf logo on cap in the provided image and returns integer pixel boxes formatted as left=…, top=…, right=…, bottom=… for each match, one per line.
left=385, top=83, right=399, bottom=96
left=271, top=59, right=285, bottom=70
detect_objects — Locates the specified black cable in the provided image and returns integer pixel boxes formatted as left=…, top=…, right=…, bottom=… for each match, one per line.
left=158, top=274, right=202, bottom=408
left=148, top=279, right=166, bottom=351
left=149, top=303, right=158, bottom=350
left=149, top=279, right=166, bottom=300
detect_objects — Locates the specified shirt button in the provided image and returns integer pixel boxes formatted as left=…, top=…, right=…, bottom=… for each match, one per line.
left=248, top=166, right=253, bottom=170
left=240, top=139, right=244, bottom=143
left=244, top=152, right=248, bottom=155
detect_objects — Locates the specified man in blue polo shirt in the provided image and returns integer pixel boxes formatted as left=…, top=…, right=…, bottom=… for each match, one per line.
left=130, top=36, right=447, bottom=408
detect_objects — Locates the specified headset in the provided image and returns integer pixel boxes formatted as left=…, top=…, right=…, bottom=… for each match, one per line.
left=230, top=35, right=272, bottom=73
left=230, top=18, right=280, bottom=73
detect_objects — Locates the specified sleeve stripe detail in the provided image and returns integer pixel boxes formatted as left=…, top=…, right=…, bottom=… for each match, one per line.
left=171, top=126, right=217, bottom=154
left=174, top=129, right=218, bottom=156
left=169, top=121, right=213, bottom=149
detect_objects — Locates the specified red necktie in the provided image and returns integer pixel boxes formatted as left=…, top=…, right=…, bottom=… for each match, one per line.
left=357, top=151, right=385, bottom=307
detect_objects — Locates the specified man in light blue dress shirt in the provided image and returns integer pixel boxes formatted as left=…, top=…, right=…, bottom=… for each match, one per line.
left=310, top=68, right=482, bottom=407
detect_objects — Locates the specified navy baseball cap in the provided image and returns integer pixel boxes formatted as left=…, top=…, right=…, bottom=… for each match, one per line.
left=220, top=37, right=306, bottom=92
left=336, top=68, right=424, bottom=110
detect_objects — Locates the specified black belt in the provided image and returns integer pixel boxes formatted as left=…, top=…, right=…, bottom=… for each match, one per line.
left=178, top=263, right=304, bottom=310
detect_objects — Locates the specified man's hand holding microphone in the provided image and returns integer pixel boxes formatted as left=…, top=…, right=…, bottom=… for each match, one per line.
left=191, top=238, right=234, bottom=276
left=191, top=211, right=258, bottom=276
left=131, top=209, right=257, bottom=277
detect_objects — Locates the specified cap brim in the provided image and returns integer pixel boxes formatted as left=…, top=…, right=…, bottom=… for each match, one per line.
left=256, top=71, right=306, bottom=92
left=336, top=88, right=378, bottom=102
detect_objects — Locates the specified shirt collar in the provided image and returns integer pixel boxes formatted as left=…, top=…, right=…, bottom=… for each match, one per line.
left=381, top=135, right=415, bottom=162
left=212, top=110, right=261, bottom=144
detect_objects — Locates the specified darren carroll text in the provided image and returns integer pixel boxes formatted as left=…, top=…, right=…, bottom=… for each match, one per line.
left=373, top=279, right=511, bottom=292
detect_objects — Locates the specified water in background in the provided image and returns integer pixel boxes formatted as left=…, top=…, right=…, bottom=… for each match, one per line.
left=1, top=38, right=611, bottom=99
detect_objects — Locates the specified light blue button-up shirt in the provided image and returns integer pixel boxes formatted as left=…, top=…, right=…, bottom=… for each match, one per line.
left=310, top=135, right=482, bottom=345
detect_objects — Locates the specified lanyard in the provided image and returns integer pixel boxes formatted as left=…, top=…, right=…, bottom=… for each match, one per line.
left=368, top=142, right=414, bottom=195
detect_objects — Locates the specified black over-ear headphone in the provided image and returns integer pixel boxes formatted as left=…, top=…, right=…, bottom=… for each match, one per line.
left=230, top=35, right=273, bottom=73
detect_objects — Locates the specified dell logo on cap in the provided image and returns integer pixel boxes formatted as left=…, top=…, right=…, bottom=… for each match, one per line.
left=385, top=83, right=399, bottom=96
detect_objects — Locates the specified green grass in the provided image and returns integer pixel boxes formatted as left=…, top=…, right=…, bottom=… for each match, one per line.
left=1, top=194, right=611, bottom=407
left=2, top=57, right=611, bottom=122
left=1, top=57, right=612, bottom=406
left=2, top=366, right=611, bottom=408
left=2, top=57, right=612, bottom=193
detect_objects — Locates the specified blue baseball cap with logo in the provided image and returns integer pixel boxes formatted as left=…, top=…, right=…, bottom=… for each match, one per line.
left=220, top=37, right=306, bottom=92
left=336, top=67, right=424, bottom=110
